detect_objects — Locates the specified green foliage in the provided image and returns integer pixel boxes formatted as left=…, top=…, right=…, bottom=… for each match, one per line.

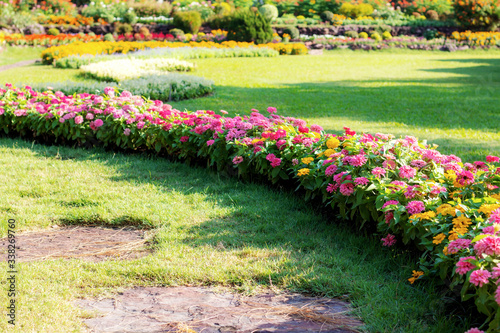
left=345, top=30, right=359, bottom=38
left=225, top=9, right=273, bottom=44
left=173, top=11, right=202, bottom=34
left=320, top=10, right=334, bottom=22
left=169, top=28, right=185, bottom=38
left=283, top=25, right=299, bottom=40
left=114, top=22, right=133, bottom=35
left=81, top=1, right=130, bottom=23
left=214, top=1, right=232, bottom=15
left=423, top=28, right=439, bottom=40
left=47, top=28, right=60, bottom=36
left=339, top=3, right=374, bottom=18
left=359, top=31, right=369, bottom=39
left=0, top=7, right=35, bottom=31
left=370, top=31, right=382, bottom=41
left=103, top=33, right=115, bottom=42
left=258, top=4, right=279, bottom=22
left=122, top=11, right=138, bottom=25
left=129, top=0, right=172, bottom=17
left=32, top=74, right=214, bottom=102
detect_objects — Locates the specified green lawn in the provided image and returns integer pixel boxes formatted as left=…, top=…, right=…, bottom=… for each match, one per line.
left=1, top=46, right=498, bottom=332
left=2, top=47, right=499, bottom=161
left=0, top=47, right=44, bottom=66
left=0, top=138, right=475, bottom=332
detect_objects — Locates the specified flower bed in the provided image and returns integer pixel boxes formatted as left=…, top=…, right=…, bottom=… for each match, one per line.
left=80, top=58, right=195, bottom=82
left=0, top=84, right=499, bottom=332
left=3, top=33, right=103, bottom=46
left=30, top=74, right=214, bottom=102
left=41, top=41, right=308, bottom=64
left=54, top=46, right=279, bottom=69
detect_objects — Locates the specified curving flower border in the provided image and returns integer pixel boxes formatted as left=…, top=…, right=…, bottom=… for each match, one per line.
left=0, top=84, right=499, bottom=332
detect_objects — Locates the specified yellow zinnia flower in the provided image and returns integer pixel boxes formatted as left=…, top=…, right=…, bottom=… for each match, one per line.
left=301, top=157, right=314, bottom=164
left=297, top=168, right=310, bottom=177
left=433, top=233, right=446, bottom=245
left=326, top=137, right=340, bottom=149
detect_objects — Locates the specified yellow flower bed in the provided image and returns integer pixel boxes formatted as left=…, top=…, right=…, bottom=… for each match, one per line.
left=451, top=31, right=500, bottom=46
left=41, top=41, right=308, bottom=64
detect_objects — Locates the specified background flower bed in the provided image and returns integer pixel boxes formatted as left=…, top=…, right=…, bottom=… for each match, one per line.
left=0, top=84, right=499, bottom=331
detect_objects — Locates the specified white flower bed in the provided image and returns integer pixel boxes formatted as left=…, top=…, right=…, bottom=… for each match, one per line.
left=80, top=58, right=195, bottom=82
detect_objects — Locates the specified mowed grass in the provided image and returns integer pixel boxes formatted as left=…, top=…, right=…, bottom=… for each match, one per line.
left=0, top=47, right=497, bottom=331
left=1, top=47, right=499, bottom=161
left=0, top=138, right=475, bottom=332
left=0, top=47, right=44, bottom=66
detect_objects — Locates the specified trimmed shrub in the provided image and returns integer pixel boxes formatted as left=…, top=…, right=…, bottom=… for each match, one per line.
left=103, top=33, right=115, bottom=42
left=320, top=11, right=334, bottom=22
left=169, top=28, right=185, bottom=38
left=339, top=3, right=374, bottom=18
left=345, top=30, right=359, bottom=38
left=423, top=29, right=439, bottom=40
left=370, top=31, right=382, bottom=41
left=258, top=4, right=279, bottom=22
left=283, top=26, right=300, bottom=40
left=359, top=31, right=369, bottom=39
left=47, top=28, right=60, bottom=36
left=173, top=11, right=202, bottom=34
left=426, top=9, right=439, bottom=20
left=130, top=0, right=172, bottom=17
left=115, top=23, right=133, bottom=35
left=225, top=9, right=273, bottom=44
left=214, top=2, right=232, bottom=15
left=31, top=74, right=214, bottom=102
left=382, top=31, right=392, bottom=40
left=453, top=0, right=500, bottom=30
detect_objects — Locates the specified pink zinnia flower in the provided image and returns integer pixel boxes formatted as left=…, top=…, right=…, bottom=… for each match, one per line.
left=267, top=107, right=277, bottom=114
left=406, top=201, right=425, bottom=215
left=465, top=328, right=485, bottom=333
left=381, top=234, right=396, bottom=246
left=310, top=124, right=323, bottom=133
left=180, top=136, right=189, bottom=143
left=487, top=155, right=500, bottom=163
left=469, top=269, right=491, bottom=287
left=383, top=160, right=396, bottom=170
left=86, top=113, right=94, bottom=120
left=385, top=211, right=394, bottom=224
left=340, top=183, right=355, bottom=196
left=123, top=128, right=131, bottom=136
left=207, top=140, right=214, bottom=146
left=94, top=119, right=103, bottom=127
left=496, top=285, right=500, bottom=306
left=349, top=154, right=367, bottom=167
left=399, top=165, right=416, bottom=179
left=325, top=164, right=337, bottom=176
left=104, top=87, right=115, bottom=97
left=326, top=183, right=337, bottom=193
left=372, top=167, right=386, bottom=178
left=455, top=256, right=476, bottom=275
left=354, top=177, right=369, bottom=186
left=120, top=91, right=132, bottom=98
left=474, top=236, right=500, bottom=256
left=270, top=158, right=281, bottom=168
left=292, top=159, right=299, bottom=166
left=382, top=200, right=400, bottom=209
left=136, top=121, right=145, bottom=129
left=492, top=265, right=500, bottom=279
left=74, top=116, right=83, bottom=124
left=232, top=156, right=243, bottom=165
left=266, top=153, right=276, bottom=161
left=448, top=239, right=471, bottom=254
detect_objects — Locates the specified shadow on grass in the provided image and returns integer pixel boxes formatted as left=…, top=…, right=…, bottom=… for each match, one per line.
left=0, top=136, right=481, bottom=332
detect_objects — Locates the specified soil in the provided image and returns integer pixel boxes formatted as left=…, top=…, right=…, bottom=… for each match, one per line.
left=0, top=59, right=37, bottom=72
left=0, top=226, right=152, bottom=262
left=78, top=286, right=363, bottom=333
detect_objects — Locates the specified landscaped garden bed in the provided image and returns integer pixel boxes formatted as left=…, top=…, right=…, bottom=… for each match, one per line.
left=1, top=0, right=500, bottom=332
left=1, top=83, right=499, bottom=331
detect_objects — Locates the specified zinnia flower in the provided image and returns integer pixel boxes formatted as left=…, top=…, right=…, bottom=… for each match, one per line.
left=232, top=156, right=243, bottom=164
left=406, top=201, right=425, bottom=215
left=381, top=234, right=396, bottom=246
left=469, top=269, right=491, bottom=287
